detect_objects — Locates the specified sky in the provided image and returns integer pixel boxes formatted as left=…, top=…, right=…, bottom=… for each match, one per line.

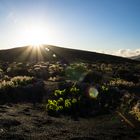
left=0, top=0, right=140, bottom=57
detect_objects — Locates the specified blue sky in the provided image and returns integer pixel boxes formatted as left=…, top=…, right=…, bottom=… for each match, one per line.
left=0, top=0, right=140, bottom=56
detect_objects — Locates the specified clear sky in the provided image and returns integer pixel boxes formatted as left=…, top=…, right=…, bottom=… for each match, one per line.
left=0, top=0, right=140, bottom=57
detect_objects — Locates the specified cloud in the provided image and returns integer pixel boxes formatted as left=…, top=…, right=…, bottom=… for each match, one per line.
left=95, top=49, right=140, bottom=57
left=114, top=49, right=140, bottom=57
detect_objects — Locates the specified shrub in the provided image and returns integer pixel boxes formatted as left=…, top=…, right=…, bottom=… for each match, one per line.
left=6, top=65, right=28, bottom=76
left=48, top=63, right=64, bottom=78
left=28, top=64, right=49, bottom=79
left=120, top=93, right=140, bottom=121
left=82, top=71, right=104, bottom=84
left=0, top=76, right=34, bottom=90
left=11, top=76, right=33, bottom=86
left=109, top=78, right=135, bottom=87
left=130, top=101, right=140, bottom=121
left=46, top=84, right=104, bottom=117
left=0, top=80, right=15, bottom=89
left=46, top=86, right=81, bottom=116
left=65, top=63, right=88, bottom=81
left=99, top=85, right=122, bottom=110
left=0, top=68, right=4, bottom=79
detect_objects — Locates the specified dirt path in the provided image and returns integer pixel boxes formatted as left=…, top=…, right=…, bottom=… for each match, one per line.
left=0, top=103, right=139, bottom=140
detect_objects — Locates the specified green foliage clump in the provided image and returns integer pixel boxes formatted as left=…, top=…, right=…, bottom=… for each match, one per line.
left=46, top=86, right=80, bottom=115
left=54, top=89, right=66, bottom=96
left=70, top=86, right=80, bottom=94
left=101, top=85, right=109, bottom=91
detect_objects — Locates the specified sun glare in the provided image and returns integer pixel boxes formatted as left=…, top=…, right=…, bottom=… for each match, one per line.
left=18, top=23, right=50, bottom=46
left=30, top=45, right=41, bottom=49
left=25, top=26, right=46, bottom=45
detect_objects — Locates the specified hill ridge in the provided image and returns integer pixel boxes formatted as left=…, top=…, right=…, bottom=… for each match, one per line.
left=0, top=45, right=139, bottom=63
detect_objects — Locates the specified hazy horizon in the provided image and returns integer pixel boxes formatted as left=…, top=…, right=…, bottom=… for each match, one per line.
left=0, top=0, right=140, bottom=57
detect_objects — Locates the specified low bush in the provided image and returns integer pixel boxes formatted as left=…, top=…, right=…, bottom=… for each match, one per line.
left=120, top=93, right=140, bottom=121
left=109, top=78, right=135, bottom=87
left=6, top=65, right=28, bottom=76
left=0, top=76, right=44, bottom=104
left=0, top=68, right=4, bottom=79
left=0, top=76, right=34, bottom=90
left=130, top=101, right=140, bottom=121
left=65, top=63, right=88, bottom=81
left=82, top=71, right=104, bottom=84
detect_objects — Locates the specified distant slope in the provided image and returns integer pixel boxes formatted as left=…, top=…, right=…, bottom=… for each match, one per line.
left=130, top=55, right=140, bottom=61
left=45, top=45, right=139, bottom=63
left=0, top=45, right=139, bottom=64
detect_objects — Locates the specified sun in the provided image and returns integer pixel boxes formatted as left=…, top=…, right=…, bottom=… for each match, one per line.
left=19, top=23, right=49, bottom=46
left=25, top=26, right=46, bottom=45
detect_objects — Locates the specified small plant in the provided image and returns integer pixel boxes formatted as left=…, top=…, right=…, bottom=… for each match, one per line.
left=70, top=86, right=80, bottom=94
left=54, top=89, right=66, bottom=96
left=130, top=102, right=140, bottom=121
left=101, top=85, right=109, bottom=91
left=46, top=86, right=81, bottom=115
left=47, top=99, right=58, bottom=111
left=65, top=99, right=71, bottom=108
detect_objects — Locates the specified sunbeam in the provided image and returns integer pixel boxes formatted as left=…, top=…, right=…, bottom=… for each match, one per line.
left=17, top=45, right=44, bottom=62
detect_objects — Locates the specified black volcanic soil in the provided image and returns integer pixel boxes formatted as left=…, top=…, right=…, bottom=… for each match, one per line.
left=0, top=103, right=139, bottom=140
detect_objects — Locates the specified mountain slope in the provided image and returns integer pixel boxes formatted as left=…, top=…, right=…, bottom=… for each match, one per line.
left=0, top=45, right=139, bottom=63
left=130, top=55, right=140, bottom=61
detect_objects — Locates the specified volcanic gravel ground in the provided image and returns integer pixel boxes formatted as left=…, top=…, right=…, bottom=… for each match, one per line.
left=0, top=103, right=139, bottom=140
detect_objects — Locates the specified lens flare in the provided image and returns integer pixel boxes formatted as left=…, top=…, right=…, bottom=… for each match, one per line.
left=88, top=87, right=99, bottom=99
left=45, top=48, right=50, bottom=51
left=53, top=54, right=56, bottom=57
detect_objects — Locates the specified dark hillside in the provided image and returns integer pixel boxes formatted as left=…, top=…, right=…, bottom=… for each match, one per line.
left=46, top=45, right=139, bottom=64
left=0, top=45, right=139, bottom=64
left=130, top=55, right=140, bottom=61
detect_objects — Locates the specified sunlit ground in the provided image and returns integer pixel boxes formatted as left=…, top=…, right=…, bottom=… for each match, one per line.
left=17, top=43, right=57, bottom=62
left=17, top=44, right=44, bottom=61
